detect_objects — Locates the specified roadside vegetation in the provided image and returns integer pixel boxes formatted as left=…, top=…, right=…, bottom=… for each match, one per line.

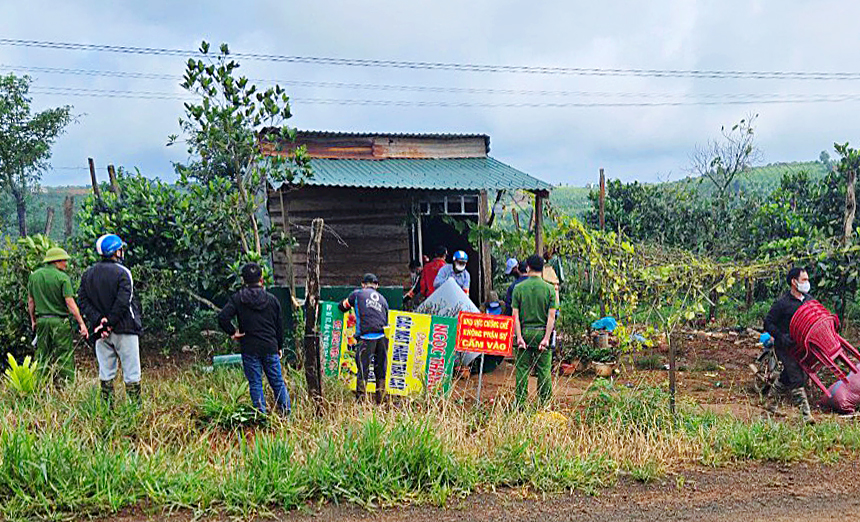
left=4, top=368, right=860, bottom=520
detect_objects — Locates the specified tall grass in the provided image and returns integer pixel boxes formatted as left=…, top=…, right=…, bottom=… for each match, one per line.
left=2, top=366, right=860, bottom=520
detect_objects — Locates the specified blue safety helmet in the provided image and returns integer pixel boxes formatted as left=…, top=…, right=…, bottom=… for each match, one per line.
left=95, top=234, right=125, bottom=257
left=453, top=250, right=468, bottom=263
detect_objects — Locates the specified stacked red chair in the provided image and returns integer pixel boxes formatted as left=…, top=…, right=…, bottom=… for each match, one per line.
left=789, top=299, right=860, bottom=397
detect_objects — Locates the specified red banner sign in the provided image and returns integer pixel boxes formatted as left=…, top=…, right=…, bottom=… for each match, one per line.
left=455, top=312, right=514, bottom=356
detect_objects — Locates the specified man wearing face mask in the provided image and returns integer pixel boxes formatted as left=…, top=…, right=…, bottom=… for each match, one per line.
left=763, top=266, right=814, bottom=423
left=433, top=250, right=471, bottom=295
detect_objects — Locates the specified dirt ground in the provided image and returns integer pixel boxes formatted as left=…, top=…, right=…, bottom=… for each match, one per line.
left=109, top=461, right=860, bottom=522
left=450, top=328, right=811, bottom=420
left=82, top=329, right=860, bottom=521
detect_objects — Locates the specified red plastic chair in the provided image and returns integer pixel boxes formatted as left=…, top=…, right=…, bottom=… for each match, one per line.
left=789, top=300, right=860, bottom=396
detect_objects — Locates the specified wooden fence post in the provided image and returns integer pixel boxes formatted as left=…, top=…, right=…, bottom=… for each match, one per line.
left=534, top=190, right=545, bottom=256
left=107, top=164, right=120, bottom=196
left=63, top=196, right=74, bottom=239
left=303, top=218, right=324, bottom=409
left=44, top=207, right=55, bottom=237
left=599, top=168, right=606, bottom=317
left=479, top=190, right=492, bottom=303
left=88, top=158, right=101, bottom=200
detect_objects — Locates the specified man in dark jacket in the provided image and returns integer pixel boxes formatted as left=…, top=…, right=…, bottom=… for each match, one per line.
left=505, top=260, right=528, bottom=316
left=78, top=234, right=143, bottom=404
left=764, top=266, right=814, bottom=423
left=218, top=263, right=290, bottom=416
left=340, top=273, right=389, bottom=404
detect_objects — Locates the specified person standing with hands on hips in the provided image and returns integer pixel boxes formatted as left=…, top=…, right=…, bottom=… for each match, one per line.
left=218, top=262, right=290, bottom=416
left=512, top=254, right=558, bottom=407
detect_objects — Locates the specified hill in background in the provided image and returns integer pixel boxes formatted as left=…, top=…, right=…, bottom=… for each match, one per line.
left=0, top=159, right=832, bottom=241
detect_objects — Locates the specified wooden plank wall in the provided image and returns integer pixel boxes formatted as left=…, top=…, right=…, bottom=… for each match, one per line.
left=268, top=186, right=412, bottom=287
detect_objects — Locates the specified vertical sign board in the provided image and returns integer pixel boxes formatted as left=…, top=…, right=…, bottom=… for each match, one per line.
left=454, top=312, right=514, bottom=357
left=385, top=311, right=432, bottom=396
left=425, top=316, right=458, bottom=394
left=318, top=302, right=456, bottom=396
left=319, top=301, right=343, bottom=377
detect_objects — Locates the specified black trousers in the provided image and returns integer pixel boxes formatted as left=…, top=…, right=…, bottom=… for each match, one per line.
left=355, top=337, right=388, bottom=393
left=776, top=344, right=807, bottom=390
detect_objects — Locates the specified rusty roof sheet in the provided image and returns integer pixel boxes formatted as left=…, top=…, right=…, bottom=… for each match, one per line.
left=279, top=157, right=551, bottom=191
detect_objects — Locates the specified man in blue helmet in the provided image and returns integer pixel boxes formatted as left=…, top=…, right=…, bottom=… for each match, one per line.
left=433, top=250, right=471, bottom=295
left=78, top=234, right=143, bottom=405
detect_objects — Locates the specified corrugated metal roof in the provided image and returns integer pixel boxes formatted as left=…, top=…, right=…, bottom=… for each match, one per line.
left=296, top=130, right=490, bottom=140
left=284, top=157, right=551, bottom=191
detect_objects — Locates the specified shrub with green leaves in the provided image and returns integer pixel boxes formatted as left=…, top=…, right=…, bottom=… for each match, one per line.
left=0, top=234, right=64, bottom=360
left=4, top=352, right=38, bottom=395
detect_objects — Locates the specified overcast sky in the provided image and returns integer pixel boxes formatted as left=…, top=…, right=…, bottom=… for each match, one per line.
left=2, top=0, right=858, bottom=187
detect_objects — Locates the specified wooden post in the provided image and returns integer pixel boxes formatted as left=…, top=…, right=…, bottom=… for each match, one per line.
left=88, top=158, right=101, bottom=200
left=668, top=331, right=677, bottom=417
left=534, top=190, right=545, bottom=256
left=107, top=164, right=120, bottom=196
left=279, top=190, right=295, bottom=296
left=303, top=218, right=324, bottom=409
left=486, top=190, right=504, bottom=228
left=844, top=166, right=856, bottom=246
left=599, top=168, right=606, bottom=317
left=598, top=168, right=606, bottom=231
left=44, top=207, right=55, bottom=237
left=63, top=196, right=74, bottom=239
left=479, top=190, right=492, bottom=303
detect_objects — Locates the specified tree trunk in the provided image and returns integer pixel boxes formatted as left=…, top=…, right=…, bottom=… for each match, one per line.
left=15, top=193, right=28, bottom=237
left=63, top=196, right=74, bottom=239
left=844, top=168, right=856, bottom=245
left=44, top=207, right=55, bottom=236
left=303, top=218, right=324, bottom=410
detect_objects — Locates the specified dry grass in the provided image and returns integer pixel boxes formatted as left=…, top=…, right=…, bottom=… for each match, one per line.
left=2, top=364, right=860, bottom=520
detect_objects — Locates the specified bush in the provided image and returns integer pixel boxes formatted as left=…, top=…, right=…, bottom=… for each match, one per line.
left=0, top=235, right=65, bottom=361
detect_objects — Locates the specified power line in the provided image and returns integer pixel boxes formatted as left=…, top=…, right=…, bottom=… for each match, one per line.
left=9, top=64, right=860, bottom=100
left=26, top=85, right=860, bottom=107
left=3, top=38, right=860, bottom=81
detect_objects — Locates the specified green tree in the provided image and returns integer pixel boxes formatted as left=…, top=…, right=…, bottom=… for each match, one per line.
left=0, top=74, right=73, bottom=237
left=169, top=41, right=312, bottom=259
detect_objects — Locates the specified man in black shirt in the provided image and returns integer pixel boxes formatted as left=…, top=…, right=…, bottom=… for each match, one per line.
left=340, top=273, right=389, bottom=404
left=218, top=263, right=290, bottom=415
left=763, top=266, right=813, bottom=423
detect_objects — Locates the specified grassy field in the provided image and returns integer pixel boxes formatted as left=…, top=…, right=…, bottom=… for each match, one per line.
left=3, top=360, right=860, bottom=520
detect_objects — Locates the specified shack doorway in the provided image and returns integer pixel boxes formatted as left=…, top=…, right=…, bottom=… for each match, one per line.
left=413, top=193, right=481, bottom=303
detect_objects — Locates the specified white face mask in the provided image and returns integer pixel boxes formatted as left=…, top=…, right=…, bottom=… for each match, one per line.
left=797, top=281, right=811, bottom=293
left=454, top=262, right=466, bottom=273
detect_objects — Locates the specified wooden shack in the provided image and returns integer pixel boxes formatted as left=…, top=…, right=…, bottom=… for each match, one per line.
left=265, top=131, right=552, bottom=304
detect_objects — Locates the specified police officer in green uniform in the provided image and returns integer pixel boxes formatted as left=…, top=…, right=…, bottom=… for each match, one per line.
left=27, top=247, right=89, bottom=383
left=512, top=254, right=559, bottom=407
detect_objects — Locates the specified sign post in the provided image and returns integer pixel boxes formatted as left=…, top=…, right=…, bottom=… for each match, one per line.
left=454, top=311, right=514, bottom=404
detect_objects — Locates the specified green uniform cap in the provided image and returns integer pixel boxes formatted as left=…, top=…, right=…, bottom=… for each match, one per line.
left=43, top=247, right=71, bottom=264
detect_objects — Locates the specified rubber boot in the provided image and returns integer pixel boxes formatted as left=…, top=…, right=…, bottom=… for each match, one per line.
left=100, top=380, right=114, bottom=408
left=355, top=380, right=366, bottom=403
left=374, top=388, right=385, bottom=406
left=126, top=382, right=141, bottom=406
left=765, top=380, right=786, bottom=414
left=791, top=387, right=815, bottom=424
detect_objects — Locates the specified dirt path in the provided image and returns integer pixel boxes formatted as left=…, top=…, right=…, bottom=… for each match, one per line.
left=109, top=461, right=860, bottom=522
left=280, top=461, right=860, bottom=522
